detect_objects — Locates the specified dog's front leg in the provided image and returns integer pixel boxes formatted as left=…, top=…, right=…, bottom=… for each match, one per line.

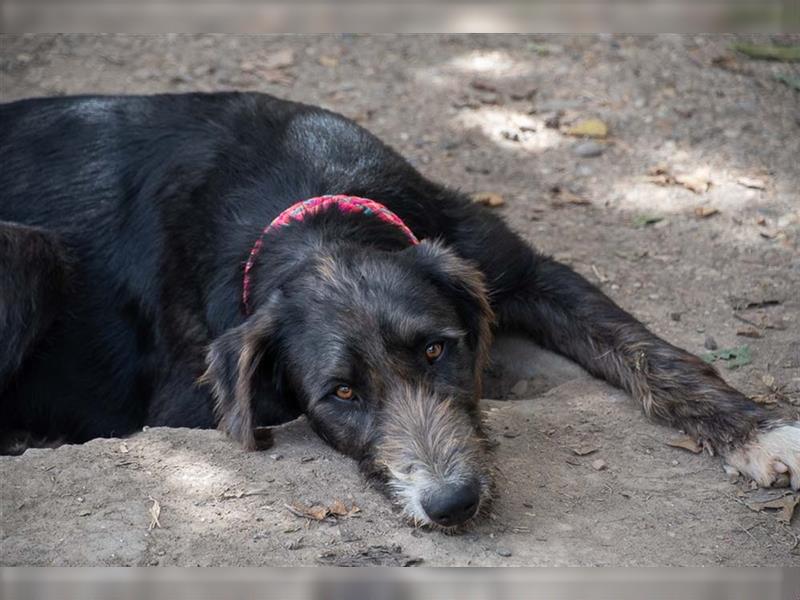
left=494, top=251, right=800, bottom=489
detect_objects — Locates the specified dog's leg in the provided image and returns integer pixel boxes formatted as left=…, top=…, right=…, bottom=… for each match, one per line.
left=440, top=206, right=798, bottom=489
left=0, top=221, right=72, bottom=391
left=500, top=252, right=799, bottom=488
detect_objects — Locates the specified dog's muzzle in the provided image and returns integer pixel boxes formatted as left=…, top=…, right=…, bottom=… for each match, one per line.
left=377, top=385, right=491, bottom=528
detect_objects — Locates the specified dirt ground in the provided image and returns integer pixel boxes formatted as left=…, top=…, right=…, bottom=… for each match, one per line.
left=1, top=34, right=799, bottom=567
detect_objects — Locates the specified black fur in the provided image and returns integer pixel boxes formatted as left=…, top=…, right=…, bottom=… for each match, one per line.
left=1, top=92, right=789, bottom=523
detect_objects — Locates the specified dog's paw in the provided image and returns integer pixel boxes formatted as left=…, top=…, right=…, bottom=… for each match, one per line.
left=723, top=423, right=800, bottom=490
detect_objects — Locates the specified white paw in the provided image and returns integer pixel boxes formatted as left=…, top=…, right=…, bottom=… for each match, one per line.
left=724, top=423, right=800, bottom=490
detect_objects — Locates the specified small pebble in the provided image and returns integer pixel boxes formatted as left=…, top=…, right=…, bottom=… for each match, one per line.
left=670, top=312, right=681, bottom=322
left=592, top=459, right=608, bottom=471
left=704, top=335, right=718, bottom=351
left=573, top=140, right=605, bottom=158
left=496, top=547, right=513, bottom=557
left=671, top=460, right=679, bottom=466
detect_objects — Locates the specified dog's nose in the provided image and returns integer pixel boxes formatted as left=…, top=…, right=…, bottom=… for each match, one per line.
left=422, top=481, right=480, bottom=527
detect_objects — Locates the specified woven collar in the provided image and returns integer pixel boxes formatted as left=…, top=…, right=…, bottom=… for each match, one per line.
left=242, top=194, right=419, bottom=315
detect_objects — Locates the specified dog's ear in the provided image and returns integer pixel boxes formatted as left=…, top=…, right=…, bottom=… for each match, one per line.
left=409, top=239, right=495, bottom=376
left=201, top=293, right=283, bottom=450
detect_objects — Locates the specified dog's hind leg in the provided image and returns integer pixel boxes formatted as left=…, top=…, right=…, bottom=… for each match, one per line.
left=441, top=203, right=799, bottom=490
left=0, top=221, right=72, bottom=391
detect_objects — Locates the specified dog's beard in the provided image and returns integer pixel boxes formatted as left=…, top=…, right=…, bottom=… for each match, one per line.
left=370, top=385, right=494, bottom=529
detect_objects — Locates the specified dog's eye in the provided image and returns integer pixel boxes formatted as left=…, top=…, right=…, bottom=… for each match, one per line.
left=425, top=341, right=444, bottom=363
left=334, top=384, right=354, bottom=401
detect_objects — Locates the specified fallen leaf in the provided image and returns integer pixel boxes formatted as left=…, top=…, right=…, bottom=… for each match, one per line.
left=729, top=297, right=782, bottom=310
left=318, top=55, right=339, bottom=68
left=470, top=78, right=497, bottom=93
left=632, top=214, right=664, bottom=228
left=667, top=436, right=702, bottom=454
left=694, top=206, right=719, bottom=218
left=711, top=54, right=751, bottom=74
left=263, top=48, right=295, bottom=70
left=572, top=444, right=600, bottom=456
left=741, top=489, right=799, bottom=524
left=736, top=176, right=767, bottom=190
left=286, top=500, right=359, bottom=521
left=736, top=328, right=762, bottom=339
left=330, top=499, right=348, bottom=516
left=566, top=118, right=608, bottom=139
left=701, top=345, right=752, bottom=369
left=471, top=192, right=505, bottom=207
left=262, top=69, right=294, bottom=86
left=675, top=168, right=711, bottom=194
left=148, top=496, right=161, bottom=530
left=733, top=43, right=800, bottom=62
left=644, top=173, right=672, bottom=186
left=550, top=186, right=590, bottom=207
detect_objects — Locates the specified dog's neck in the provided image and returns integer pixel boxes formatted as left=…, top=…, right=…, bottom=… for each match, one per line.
left=242, top=195, right=419, bottom=316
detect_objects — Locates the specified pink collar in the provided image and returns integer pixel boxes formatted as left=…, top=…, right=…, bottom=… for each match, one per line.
left=242, top=194, right=419, bottom=314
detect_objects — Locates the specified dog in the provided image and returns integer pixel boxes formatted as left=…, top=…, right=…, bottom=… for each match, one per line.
left=1, top=92, right=798, bottom=529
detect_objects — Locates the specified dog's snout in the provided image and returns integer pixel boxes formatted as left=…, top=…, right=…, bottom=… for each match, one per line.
left=422, top=481, right=480, bottom=527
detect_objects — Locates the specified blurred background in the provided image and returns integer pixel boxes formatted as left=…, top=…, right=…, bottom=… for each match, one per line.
left=1, top=1, right=797, bottom=33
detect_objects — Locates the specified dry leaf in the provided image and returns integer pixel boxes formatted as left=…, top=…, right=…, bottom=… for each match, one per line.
left=263, top=48, right=295, bottom=70
left=694, top=206, right=719, bottom=218
left=572, top=444, right=599, bottom=456
left=286, top=500, right=359, bottom=521
left=550, top=186, right=590, bottom=206
left=472, top=192, right=505, bottom=207
left=675, top=168, right=711, bottom=194
left=470, top=78, right=498, bottom=93
left=262, top=70, right=294, bottom=86
left=318, top=55, right=339, bottom=68
left=148, top=496, right=162, bottom=530
left=736, top=176, right=766, bottom=190
left=644, top=174, right=672, bottom=186
left=566, top=118, right=609, bottom=139
left=667, top=436, right=702, bottom=454
left=736, top=328, right=762, bottom=338
left=742, top=489, right=799, bottom=524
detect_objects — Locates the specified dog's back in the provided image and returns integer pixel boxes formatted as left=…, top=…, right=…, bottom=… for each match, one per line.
left=0, top=91, right=442, bottom=443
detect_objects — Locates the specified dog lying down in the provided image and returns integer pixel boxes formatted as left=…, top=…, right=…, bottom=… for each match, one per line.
left=1, top=92, right=798, bottom=529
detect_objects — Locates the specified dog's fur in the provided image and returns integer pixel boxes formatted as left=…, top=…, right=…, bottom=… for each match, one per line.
left=2, top=92, right=798, bottom=527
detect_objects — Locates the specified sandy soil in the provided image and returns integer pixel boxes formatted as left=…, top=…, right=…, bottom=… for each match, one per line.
left=1, top=34, right=799, bottom=566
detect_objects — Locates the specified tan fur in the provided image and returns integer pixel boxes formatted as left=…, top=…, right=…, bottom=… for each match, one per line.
left=377, top=384, right=493, bottom=527
left=416, top=240, right=496, bottom=394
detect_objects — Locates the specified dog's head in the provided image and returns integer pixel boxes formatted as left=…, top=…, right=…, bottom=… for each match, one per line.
left=204, top=239, right=495, bottom=529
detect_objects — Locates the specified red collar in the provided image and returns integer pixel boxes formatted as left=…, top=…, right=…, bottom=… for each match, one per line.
left=242, top=194, right=419, bottom=315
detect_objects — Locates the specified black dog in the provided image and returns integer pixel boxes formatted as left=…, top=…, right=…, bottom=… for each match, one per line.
left=1, top=92, right=798, bottom=528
